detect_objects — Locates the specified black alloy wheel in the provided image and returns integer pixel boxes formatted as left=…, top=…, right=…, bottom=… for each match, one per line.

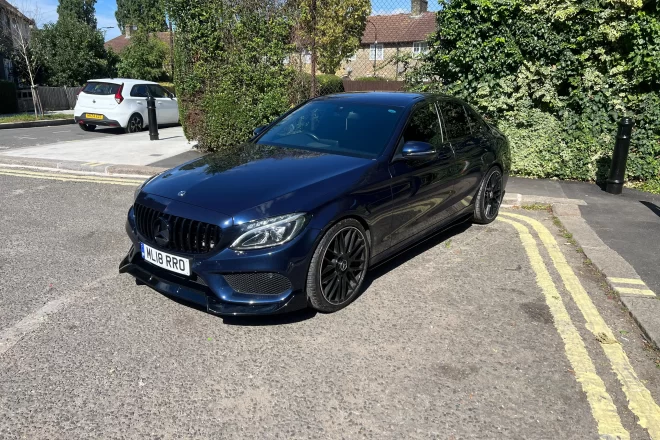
left=473, top=167, right=504, bottom=224
left=306, top=219, right=370, bottom=312
left=125, top=114, right=143, bottom=133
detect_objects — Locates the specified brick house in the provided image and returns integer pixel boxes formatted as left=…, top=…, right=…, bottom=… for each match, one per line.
left=0, top=0, right=35, bottom=84
left=104, top=25, right=171, bottom=54
left=342, top=0, right=436, bottom=80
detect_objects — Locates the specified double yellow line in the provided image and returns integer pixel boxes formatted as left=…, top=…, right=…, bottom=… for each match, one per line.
left=0, top=167, right=145, bottom=186
left=500, top=212, right=660, bottom=440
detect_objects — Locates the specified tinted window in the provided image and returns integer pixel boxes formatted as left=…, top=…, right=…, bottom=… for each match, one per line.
left=402, top=103, right=443, bottom=148
left=130, top=84, right=150, bottom=98
left=148, top=85, right=169, bottom=98
left=437, top=100, right=470, bottom=140
left=257, top=101, right=404, bottom=158
left=464, top=105, right=485, bottom=134
left=82, top=82, right=120, bottom=95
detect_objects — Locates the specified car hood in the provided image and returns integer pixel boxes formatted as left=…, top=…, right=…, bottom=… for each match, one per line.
left=143, top=143, right=375, bottom=218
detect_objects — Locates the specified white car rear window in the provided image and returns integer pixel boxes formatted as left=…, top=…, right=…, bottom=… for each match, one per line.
left=82, top=82, right=120, bottom=95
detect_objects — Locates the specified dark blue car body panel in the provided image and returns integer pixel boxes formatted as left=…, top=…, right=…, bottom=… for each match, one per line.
left=119, top=92, right=510, bottom=315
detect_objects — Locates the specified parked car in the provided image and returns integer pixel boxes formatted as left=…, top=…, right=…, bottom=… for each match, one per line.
left=74, top=78, right=179, bottom=133
left=119, top=92, right=510, bottom=315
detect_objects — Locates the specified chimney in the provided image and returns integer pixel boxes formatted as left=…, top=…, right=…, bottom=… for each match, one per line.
left=411, top=0, right=428, bottom=16
left=125, top=24, right=137, bottom=38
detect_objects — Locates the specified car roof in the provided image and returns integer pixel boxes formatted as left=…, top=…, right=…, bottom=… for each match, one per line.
left=86, top=78, right=160, bottom=85
left=315, top=91, right=449, bottom=107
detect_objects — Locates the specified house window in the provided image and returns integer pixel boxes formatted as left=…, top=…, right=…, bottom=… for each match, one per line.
left=369, top=44, right=383, bottom=61
left=346, top=52, right=357, bottom=62
left=413, top=42, right=428, bottom=56
left=302, top=50, right=311, bottom=64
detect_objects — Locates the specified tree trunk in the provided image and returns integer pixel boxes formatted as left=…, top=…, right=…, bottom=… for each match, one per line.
left=310, top=0, right=317, bottom=98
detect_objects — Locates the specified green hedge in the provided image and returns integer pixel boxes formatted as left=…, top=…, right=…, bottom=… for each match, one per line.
left=409, top=0, right=660, bottom=186
left=355, top=76, right=389, bottom=81
left=317, top=74, right=343, bottom=95
left=167, top=0, right=298, bottom=152
left=0, top=81, right=18, bottom=114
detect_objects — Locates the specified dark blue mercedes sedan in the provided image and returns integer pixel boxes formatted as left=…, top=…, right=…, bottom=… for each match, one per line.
left=119, top=92, right=510, bottom=315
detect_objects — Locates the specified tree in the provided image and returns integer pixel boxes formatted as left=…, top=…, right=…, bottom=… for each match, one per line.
left=410, top=0, right=660, bottom=185
left=0, top=2, right=45, bottom=117
left=298, top=0, right=370, bottom=75
left=115, top=0, right=167, bottom=33
left=56, top=0, right=97, bottom=28
left=37, top=15, right=114, bottom=86
left=117, top=31, right=168, bottom=81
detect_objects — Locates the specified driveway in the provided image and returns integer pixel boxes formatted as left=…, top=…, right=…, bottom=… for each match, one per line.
left=1, top=169, right=659, bottom=439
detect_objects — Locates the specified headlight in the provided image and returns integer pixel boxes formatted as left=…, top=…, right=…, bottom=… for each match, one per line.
left=231, top=213, right=308, bottom=250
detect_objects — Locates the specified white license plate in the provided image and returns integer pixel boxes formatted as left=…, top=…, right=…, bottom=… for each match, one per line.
left=140, top=243, right=190, bottom=276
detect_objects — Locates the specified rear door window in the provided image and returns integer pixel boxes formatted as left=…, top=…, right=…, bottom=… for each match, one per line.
left=437, top=100, right=471, bottom=140
left=464, top=104, right=487, bottom=134
left=130, top=84, right=150, bottom=98
left=82, top=82, right=120, bottom=95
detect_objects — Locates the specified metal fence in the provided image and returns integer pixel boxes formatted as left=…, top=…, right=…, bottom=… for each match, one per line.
left=17, top=86, right=82, bottom=112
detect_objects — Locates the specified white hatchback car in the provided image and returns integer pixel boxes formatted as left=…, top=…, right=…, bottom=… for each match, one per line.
left=74, top=78, right=179, bottom=133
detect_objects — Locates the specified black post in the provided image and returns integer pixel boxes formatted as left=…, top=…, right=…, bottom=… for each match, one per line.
left=605, top=117, right=634, bottom=195
left=147, top=96, right=159, bottom=141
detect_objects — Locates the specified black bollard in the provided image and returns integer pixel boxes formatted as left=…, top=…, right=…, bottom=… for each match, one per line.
left=147, top=96, right=159, bottom=141
left=605, top=117, right=634, bottom=195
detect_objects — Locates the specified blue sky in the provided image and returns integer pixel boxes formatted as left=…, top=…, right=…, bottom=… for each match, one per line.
left=26, top=0, right=439, bottom=42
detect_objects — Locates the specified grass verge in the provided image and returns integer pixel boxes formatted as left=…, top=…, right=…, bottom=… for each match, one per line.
left=0, top=113, right=72, bottom=124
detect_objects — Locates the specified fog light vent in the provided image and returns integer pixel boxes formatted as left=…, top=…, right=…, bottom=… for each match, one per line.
left=223, top=273, right=292, bottom=295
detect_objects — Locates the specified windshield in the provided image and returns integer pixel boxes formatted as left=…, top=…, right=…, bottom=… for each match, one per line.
left=257, top=100, right=405, bottom=158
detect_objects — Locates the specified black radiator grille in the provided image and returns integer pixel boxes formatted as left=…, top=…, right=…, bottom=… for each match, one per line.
left=223, top=273, right=292, bottom=295
left=134, top=203, right=221, bottom=254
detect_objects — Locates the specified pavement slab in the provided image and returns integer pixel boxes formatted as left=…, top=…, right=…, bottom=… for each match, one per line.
left=0, top=126, right=195, bottom=167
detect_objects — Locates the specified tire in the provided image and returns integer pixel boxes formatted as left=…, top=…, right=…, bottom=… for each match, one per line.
left=473, top=166, right=504, bottom=225
left=125, top=114, right=143, bottom=133
left=306, top=219, right=370, bottom=313
left=79, top=123, right=96, bottom=131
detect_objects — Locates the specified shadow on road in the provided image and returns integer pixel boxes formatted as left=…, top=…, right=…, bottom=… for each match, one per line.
left=640, top=201, right=660, bottom=218
left=154, top=217, right=473, bottom=326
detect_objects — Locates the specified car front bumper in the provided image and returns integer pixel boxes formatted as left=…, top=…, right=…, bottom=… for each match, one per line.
left=119, top=206, right=320, bottom=316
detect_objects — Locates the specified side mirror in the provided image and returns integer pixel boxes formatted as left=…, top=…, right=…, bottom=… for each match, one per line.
left=253, top=125, right=268, bottom=137
left=401, top=141, right=436, bottom=159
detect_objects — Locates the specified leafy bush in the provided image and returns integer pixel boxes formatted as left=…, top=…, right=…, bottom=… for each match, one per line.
left=117, top=32, right=169, bottom=81
left=355, top=76, right=389, bottom=81
left=409, top=0, right=660, bottom=186
left=166, top=0, right=298, bottom=152
left=0, top=81, right=18, bottom=114
left=298, top=73, right=344, bottom=96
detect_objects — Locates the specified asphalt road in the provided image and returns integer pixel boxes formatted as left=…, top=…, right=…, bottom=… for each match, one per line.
left=0, top=125, right=127, bottom=150
left=1, top=171, right=659, bottom=439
